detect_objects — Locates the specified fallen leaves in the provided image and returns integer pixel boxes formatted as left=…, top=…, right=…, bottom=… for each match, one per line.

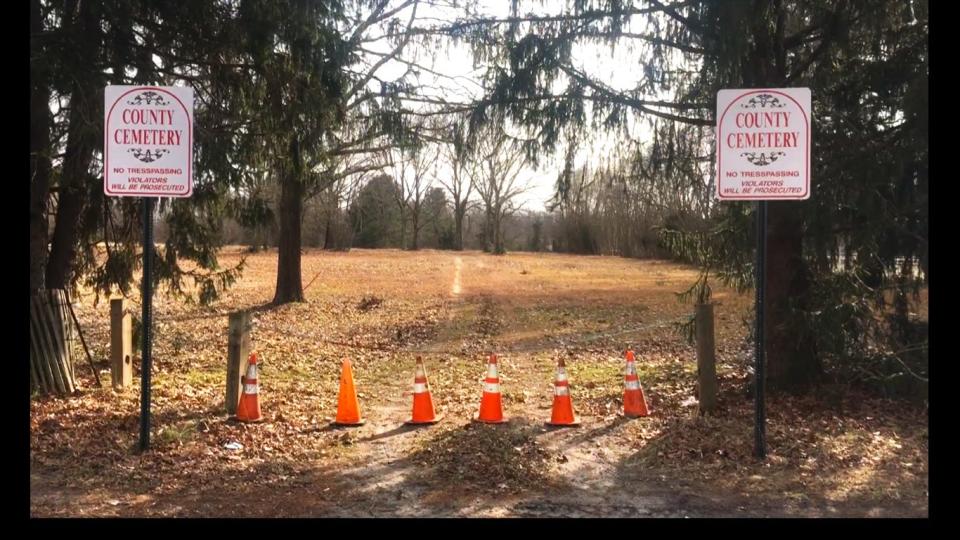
left=410, top=421, right=558, bottom=493
left=30, top=249, right=928, bottom=517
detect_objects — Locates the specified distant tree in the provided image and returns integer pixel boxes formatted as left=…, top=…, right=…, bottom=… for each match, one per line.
left=349, top=174, right=402, bottom=248
left=405, top=143, right=440, bottom=250
left=438, top=133, right=476, bottom=250
left=528, top=216, right=544, bottom=252
left=385, top=150, right=412, bottom=249
left=422, top=187, right=455, bottom=249
left=469, top=134, right=530, bottom=255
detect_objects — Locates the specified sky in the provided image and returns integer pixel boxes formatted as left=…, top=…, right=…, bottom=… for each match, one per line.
left=360, top=0, right=656, bottom=212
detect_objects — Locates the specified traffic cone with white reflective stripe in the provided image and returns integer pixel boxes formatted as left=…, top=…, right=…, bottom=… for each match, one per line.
left=546, top=356, right=580, bottom=427
left=332, top=358, right=365, bottom=426
left=473, top=354, right=507, bottom=423
left=235, top=352, right=263, bottom=422
left=622, top=349, right=649, bottom=417
left=405, top=356, right=441, bottom=425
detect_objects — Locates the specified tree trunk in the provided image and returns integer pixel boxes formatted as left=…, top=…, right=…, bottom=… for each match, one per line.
left=398, top=206, right=407, bottom=250
left=481, top=207, right=493, bottom=252
left=410, top=206, right=420, bottom=250
left=748, top=9, right=821, bottom=393
left=322, top=203, right=333, bottom=250
left=322, top=218, right=332, bottom=249
left=273, top=168, right=304, bottom=304
left=30, top=0, right=51, bottom=294
left=493, top=211, right=505, bottom=255
left=45, top=0, right=99, bottom=290
left=764, top=201, right=820, bottom=392
left=46, top=189, right=88, bottom=290
left=454, top=204, right=465, bottom=251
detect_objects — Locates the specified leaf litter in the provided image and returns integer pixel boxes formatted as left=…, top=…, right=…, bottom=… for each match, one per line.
left=30, top=249, right=927, bottom=517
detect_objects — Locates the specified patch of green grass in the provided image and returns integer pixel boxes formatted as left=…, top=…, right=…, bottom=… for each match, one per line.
left=273, top=363, right=317, bottom=384
left=641, top=360, right=696, bottom=384
left=157, top=420, right=197, bottom=445
left=184, top=369, right=221, bottom=388
left=570, top=360, right=620, bottom=385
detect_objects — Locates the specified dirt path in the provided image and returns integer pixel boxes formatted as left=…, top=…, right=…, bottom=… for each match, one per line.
left=451, top=256, right=462, bottom=297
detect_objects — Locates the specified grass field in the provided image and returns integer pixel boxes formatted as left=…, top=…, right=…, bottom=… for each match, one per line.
left=30, top=249, right=928, bottom=517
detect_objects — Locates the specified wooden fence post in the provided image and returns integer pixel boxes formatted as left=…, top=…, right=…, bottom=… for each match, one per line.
left=696, top=302, right=718, bottom=415
left=226, top=311, right=251, bottom=415
left=110, top=299, right=133, bottom=390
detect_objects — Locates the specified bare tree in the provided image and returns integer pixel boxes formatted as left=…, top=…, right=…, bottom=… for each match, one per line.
left=384, top=149, right=412, bottom=249
left=320, top=171, right=366, bottom=250
left=438, top=141, right=475, bottom=250
left=406, top=143, right=440, bottom=250
left=384, top=119, right=448, bottom=250
left=469, top=136, right=529, bottom=255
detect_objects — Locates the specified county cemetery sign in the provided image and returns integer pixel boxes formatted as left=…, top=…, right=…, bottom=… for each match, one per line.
left=103, top=84, right=194, bottom=450
left=716, top=88, right=811, bottom=200
left=104, top=85, right=193, bottom=197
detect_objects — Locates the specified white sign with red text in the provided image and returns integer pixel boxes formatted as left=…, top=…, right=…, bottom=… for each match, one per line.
left=104, top=85, right=193, bottom=197
left=716, top=88, right=811, bottom=200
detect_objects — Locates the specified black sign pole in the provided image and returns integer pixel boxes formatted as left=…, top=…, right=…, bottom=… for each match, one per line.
left=755, top=200, right=767, bottom=459
left=139, top=196, right=154, bottom=452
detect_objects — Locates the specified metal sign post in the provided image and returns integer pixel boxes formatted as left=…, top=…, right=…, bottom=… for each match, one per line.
left=754, top=200, right=767, bottom=459
left=105, top=85, right=193, bottom=452
left=139, top=197, right=154, bottom=452
left=716, top=88, right=811, bottom=461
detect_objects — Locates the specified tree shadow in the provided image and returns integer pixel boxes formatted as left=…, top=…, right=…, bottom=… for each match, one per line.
left=560, top=415, right=631, bottom=445
left=357, top=423, right=421, bottom=443
left=601, top=388, right=929, bottom=517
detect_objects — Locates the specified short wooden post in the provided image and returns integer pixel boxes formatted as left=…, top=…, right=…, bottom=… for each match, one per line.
left=226, top=311, right=251, bottom=415
left=110, top=299, right=132, bottom=390
left=696, top=302, right=717, bottom=415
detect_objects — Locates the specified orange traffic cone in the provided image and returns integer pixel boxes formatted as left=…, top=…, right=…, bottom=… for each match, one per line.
left=473, top=354, right=507, bottom=423
left=546, top=356, right=580, bottom=427
left=622, top=349, right=649, bottom=417
left=405, top=356, right=441, bottom=425
left=332, top=358, right=365, bottom=426
left=235, top=352, right=263, bottom=422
